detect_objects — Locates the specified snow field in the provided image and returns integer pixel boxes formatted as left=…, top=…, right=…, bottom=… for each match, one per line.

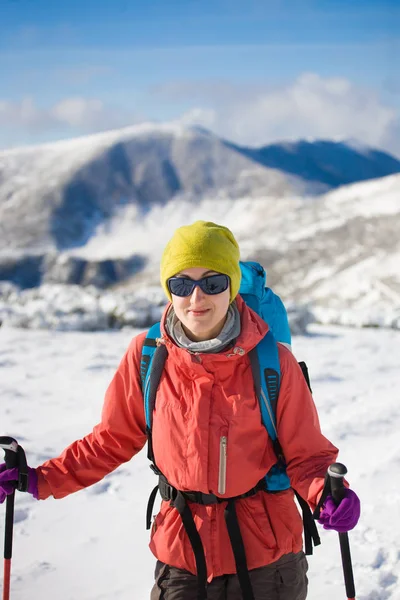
left=0, top=324, right=399, bottom=599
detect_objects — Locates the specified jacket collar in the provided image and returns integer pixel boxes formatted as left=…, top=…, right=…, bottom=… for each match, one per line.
left=159, top=295, right=268, bottom=360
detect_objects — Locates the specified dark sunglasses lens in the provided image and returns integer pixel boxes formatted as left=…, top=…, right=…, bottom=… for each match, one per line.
left=201, top=275, right=229, bottom=294
left=168, top=274, right=229, bottom=296
left=168, top=278, right=195, bottom=297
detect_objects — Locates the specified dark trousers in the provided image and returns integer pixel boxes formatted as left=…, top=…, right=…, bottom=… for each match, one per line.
left=150, top=551, right=308, bottom=600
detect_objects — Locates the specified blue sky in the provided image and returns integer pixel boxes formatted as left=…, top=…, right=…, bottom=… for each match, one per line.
left=1, top=0, right=399, bottom=154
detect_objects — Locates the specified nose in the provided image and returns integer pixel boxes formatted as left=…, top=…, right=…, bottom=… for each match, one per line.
left=190, top=283, right=206, bottom=302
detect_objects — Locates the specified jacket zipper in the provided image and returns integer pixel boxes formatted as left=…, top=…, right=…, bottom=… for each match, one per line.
left=218, top=435, right=227, bottom=494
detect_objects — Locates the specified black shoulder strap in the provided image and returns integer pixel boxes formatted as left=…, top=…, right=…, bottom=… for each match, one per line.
left=299, top=361, right=312, bottom=393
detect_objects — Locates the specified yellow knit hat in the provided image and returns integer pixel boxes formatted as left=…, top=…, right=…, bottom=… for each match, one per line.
left=160, top=221, right=241, bottom=303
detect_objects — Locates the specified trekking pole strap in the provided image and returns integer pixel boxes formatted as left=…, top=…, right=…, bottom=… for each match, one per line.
left=16, top=445, right=28, bottom=492
left=312, top=473, right=331, bottom=521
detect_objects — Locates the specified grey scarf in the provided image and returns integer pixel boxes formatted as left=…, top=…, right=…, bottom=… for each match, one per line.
left=166, top=302, right=241, bottom=353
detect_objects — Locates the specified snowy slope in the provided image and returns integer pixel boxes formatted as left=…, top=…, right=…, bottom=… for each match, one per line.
left=0, top=325, right=399, bottom=599
left=51, top=173, right=400, bottom=328
left=0, top=123, right=399, bottom=330
left=0, top=123, right=304, bottom=254
left=0, top=172, right=399, bottom=330
left=1, top=124, right=399, bottom=256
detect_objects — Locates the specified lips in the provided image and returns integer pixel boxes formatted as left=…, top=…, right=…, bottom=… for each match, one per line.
left=189, top=309, right=210, bottom=317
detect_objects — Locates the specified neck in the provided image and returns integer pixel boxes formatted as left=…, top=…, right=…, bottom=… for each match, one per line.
left=181, top=315, right=228, bottom=342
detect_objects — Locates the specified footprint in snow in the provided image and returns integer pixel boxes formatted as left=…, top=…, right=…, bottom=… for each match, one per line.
left=379, top=571, right=398, bottom=590
left=372, top=548, right=386, bottom=569
left=14, top=508, right=30, bottom=523
left=15, top=561, right=56, bottom=582
left=87, top=480, right=112, bottom=495
left=0, top=359, right=16, bottom=368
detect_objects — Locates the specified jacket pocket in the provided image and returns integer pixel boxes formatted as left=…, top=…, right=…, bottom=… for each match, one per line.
left=238, top=493, right=278, bottom=549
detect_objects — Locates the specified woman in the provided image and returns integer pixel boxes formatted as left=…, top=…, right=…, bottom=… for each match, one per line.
left=0, top=221, right=360, bottom=600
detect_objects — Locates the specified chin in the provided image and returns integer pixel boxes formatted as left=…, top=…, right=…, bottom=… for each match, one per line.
left=187, top=323, right=209, bottom=336
left=182, top=321, right=213, bottom=340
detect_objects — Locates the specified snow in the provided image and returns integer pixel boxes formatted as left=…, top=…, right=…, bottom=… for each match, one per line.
left=1, top=123, right=399, bottom=332
left=285, top=173, right=400, bottom=244
left=0, top=120, right=191, bottom=159
left=0, top=283, right=166, bottom=331
left=0, top=282, right=316, bottom=334
left=0, top=324, right=399, bottom=599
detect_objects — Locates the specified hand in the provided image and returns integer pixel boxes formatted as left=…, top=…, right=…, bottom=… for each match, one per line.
left=318, top=488, right=360, bottom=533
left=0, top=463, right=39, bottom=503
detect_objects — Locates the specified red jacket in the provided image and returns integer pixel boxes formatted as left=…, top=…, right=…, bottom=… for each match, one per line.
left=37, top=296, right=338, bottom=580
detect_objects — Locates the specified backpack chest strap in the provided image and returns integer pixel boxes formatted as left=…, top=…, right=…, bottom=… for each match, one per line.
left=156, top=474, right=266, bottom=508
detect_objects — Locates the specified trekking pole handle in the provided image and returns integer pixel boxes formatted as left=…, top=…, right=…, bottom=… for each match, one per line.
left=0, top=437, right=18, bottom=470
left=0, top=437, right=28, bottom=492
left=327, top=462, right=348, bottom=504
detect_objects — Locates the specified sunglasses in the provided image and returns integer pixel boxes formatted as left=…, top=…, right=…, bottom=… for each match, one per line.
left=167, top=274, right=229, bottom=297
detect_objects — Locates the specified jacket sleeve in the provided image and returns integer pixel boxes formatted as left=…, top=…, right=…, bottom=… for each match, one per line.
left=276, top=344, right=339, bottom=509
left=36, top=332, right=148, bottom=500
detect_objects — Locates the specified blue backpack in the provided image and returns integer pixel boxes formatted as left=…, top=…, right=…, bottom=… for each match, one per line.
left=140, top=260, right=319, bottom=562
left=238, top=260, right=291, bottom=349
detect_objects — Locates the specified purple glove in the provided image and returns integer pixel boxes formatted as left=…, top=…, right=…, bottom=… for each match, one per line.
left=318, top=488, right=360, bottom=533
left=0, top=463, right=39, bottom=503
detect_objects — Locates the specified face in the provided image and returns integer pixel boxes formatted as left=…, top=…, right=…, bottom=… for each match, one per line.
left=170, top=267, right=231, bottom=342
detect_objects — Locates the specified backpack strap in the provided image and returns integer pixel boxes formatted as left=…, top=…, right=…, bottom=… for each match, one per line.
left=249, top=330, right=280, bottom=441
left=249, top=332, right=291, bottom=491
left=249, top=331, right=321, bottom=554
left=299, top=361, right=312, bottom=393
left=140, top=322, right=168, bottom=465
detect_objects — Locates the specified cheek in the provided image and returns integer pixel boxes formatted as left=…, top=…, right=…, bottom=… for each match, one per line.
left=171, top=297, right=187, bottom=318
left=215, top=291, right=231, bottom=316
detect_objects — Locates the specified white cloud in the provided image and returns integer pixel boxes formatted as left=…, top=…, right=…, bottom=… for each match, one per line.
left=52, top=98, right=106, bottom=128
left=0, top=74, right=399, bottom=157
left=173, top=73, right=400, bottom=155
left=178, top=107, right=216, bottom=129
left=0, top=96, right=140, bottom=137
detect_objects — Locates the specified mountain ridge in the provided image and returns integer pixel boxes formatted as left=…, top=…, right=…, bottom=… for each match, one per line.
left=1, top=123, right=399, bottom=330
left=1, top=123, right=399, bottom=258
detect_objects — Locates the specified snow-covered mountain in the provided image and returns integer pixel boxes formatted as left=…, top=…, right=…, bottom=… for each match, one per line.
left=1, top=123, right=399, bottom=256
left=1, top=172, right=399, bottom=330
left=250, top=173, right=400, bottom=328
left=0, top=123, right=399, bottom=330
left=0, top=123, right=307, bottom=255
left=239, top=138, right=400, bottom=188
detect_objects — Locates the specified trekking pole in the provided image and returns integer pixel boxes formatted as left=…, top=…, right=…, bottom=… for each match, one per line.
left=327, top=463, right=356, bottom=600
left=0, top=436, right=28, bottom=600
